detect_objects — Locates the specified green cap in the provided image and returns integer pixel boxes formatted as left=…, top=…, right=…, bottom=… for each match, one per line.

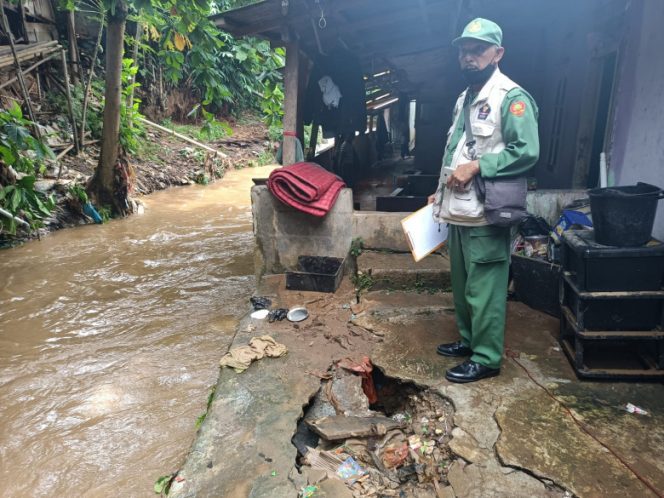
left=452, top=18, right=503, bottom=47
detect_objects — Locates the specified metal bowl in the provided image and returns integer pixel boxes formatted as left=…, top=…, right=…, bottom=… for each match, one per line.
left=287, top=307, right=309, bottom=322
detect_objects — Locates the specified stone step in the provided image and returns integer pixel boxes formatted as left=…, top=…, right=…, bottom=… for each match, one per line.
left=356, top=251, right=451, bottom=291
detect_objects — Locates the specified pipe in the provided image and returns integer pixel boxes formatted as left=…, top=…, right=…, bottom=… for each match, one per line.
left=0, top=207, right=30, bottom=227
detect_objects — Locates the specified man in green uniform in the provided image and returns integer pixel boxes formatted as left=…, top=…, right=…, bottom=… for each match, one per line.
left=428, top=18, right=539, bottom=383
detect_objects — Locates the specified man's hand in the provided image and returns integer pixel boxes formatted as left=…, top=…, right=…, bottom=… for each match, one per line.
left=427, top=193, right=436, bottom=205
left=446, top=160, right=481, bottom=190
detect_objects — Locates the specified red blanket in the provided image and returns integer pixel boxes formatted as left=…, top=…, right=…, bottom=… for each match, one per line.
left=267, top=162, right=346, bottom=217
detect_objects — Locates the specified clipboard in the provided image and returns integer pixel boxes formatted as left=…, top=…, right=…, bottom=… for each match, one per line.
left=401, top=203, right=448, bottom=262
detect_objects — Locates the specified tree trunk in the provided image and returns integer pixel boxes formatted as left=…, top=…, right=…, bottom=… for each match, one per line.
left=89, top=0, right=128, bottom=213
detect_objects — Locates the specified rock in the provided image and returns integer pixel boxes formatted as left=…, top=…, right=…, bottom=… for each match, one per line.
left=448, top=427, right=490, bottom=464
left=317, top=478, right=354, bottom=498
left=329, top=369, right=374, bottom=417
left=306, top=415, right=405, bottom=441
left=495, top=391, right=656, bottom=498
left=33, top=179, right=57, bottom=193
left=447, top=459, right=547, bottom=498
left=438, top=485, right=456, bottom=498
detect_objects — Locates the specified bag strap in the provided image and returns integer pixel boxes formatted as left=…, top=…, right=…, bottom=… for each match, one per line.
left=464, top=96, right=486, bottom=200
left=463, top=98, right=476, bottom=156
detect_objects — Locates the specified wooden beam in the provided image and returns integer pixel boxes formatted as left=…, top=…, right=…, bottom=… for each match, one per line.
left=282, top=41, right=301, bottom=165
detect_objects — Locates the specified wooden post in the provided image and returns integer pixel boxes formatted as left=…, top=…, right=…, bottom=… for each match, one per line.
left=282, top=41, right=300, bottom=165
left=17, top=0, right=29, bottom=43
left=60, top=49, right=80, bottom=153
left=307, top=120, right=319, bottom=160
left=66, top=10, right=80, bottom=84
left=0, top=0, right=40, bottom=138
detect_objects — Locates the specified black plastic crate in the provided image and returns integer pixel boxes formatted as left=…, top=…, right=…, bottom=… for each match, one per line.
left=511, top=254, right=561, bottom=317
left=560, top=274, right=664, bottom=331
left=561, top=230, right=664, bottom=292
left=559, top=308, right=664, bottom=380
left=286, top=256, right=345, bottom=293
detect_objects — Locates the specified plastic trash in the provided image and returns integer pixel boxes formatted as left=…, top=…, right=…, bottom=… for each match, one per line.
left=268, top=308, right=288, bottom=323
left=250, top=309, right=270, bottom=320
left=625, top=403, right=648, bottom=415
left=250, top=296, right=272, bottom=310
left=300, top=485, right=318, bottom=498
left=83, top=202, right=103, bottom=224
left=336, top=456, right=366, bottom=483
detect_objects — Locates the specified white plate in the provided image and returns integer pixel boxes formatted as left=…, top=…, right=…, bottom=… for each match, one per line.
left=250, top=309, right=270, bottom=320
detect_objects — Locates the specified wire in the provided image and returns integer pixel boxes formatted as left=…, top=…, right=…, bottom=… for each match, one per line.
left=506, top=349, right=664, bottom=498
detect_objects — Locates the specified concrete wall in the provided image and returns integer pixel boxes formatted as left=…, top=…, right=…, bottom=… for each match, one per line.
left=352, top=212, right=411, bottom=252
left=609, top=0, right=664, bottom=240
left=251, top=186, right=354, bottom=278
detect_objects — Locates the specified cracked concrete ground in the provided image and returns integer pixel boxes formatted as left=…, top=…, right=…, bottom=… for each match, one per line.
left=170, top=277, right=664, bottom=498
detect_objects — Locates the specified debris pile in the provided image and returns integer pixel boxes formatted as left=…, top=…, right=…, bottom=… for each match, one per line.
left=294, top=359, right=454, bottom=497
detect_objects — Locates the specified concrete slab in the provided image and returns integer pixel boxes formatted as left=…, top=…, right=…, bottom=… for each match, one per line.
left=356, top=251, right=451, bottom=291
left=171, top=282, right=664, bottom=498
left=369, top=295, right=664, bottom=498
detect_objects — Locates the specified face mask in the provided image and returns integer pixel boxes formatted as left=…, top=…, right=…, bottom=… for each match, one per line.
left=462, top=63, right=497, bottom=86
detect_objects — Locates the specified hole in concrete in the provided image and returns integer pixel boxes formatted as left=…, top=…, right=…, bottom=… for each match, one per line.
left=292, top=360, right=455, bottom=497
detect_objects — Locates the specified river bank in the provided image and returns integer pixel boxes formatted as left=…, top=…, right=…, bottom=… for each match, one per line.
left=0, top=114, right=275, bottom=248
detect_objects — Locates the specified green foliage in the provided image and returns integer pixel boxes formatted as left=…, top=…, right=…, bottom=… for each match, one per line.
left=47, top=81, right=105, bottom=141
left=194, top=385, right=216, bottom=429
left=0, top=103, right=55, bottom=175
left=68, top=184, right=89, bottom=203
left=97, top=205, right=112, bottom=222
left=162, top=116, right=231, bottom=143
left=154, top=474, right=175, bottom=495
left=0, top=104, right=57, bottom=235
left=0, top=176, right=56, bottom=234
left=261, top=80, right=284, bottom=128
left=199, top=109, right=233, bottom=141
left=352, top=271, right=374, bottom=294
left=139, top=3, right=284, bottom=119
left=120, top=58, right=146, bottom=154
left=350, top=237, right=364, bottom=257
left=267, top=123, right=283, bottom=143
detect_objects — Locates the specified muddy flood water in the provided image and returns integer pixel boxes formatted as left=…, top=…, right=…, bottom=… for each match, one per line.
left=0, top=166, right=275, bottom=497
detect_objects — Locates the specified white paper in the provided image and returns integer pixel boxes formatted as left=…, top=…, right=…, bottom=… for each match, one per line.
left=401, top=204, right=448, bottom=262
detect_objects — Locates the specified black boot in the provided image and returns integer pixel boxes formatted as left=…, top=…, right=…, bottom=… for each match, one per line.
left=436, top=341, right=472, bottom=357
left=445, top=360, right=500, bottom=383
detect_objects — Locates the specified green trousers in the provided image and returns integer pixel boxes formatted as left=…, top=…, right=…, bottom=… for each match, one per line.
left=448, top=224, right=511, bottom=369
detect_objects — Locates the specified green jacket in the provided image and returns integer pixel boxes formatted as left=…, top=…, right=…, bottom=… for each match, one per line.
left=443, top=87, right=540, bottom=178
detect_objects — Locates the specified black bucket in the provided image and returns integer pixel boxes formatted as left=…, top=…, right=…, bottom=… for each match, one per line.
left=589, top=182, right=664, bottom=247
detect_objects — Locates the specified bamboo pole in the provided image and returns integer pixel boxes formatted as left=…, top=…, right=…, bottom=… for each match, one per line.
left=0, top=0, right=40, bottom=138
left=138, top=117, right=228, bottom=158
left=0, top=52, right=59, bottom=91
left=0, top=41, right=59, bottom=68
left=59, top=48, right=80, bottom=154
left=80, top=21, right=103, bottom=148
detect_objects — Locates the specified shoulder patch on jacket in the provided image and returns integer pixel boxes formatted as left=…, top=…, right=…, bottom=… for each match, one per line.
left=509, top=100, right=526, bottom=117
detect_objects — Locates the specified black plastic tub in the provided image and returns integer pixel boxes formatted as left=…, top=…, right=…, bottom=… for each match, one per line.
left=286, top=256, right=345, bottom=293
left=589, top=182, right=664, bottom=247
